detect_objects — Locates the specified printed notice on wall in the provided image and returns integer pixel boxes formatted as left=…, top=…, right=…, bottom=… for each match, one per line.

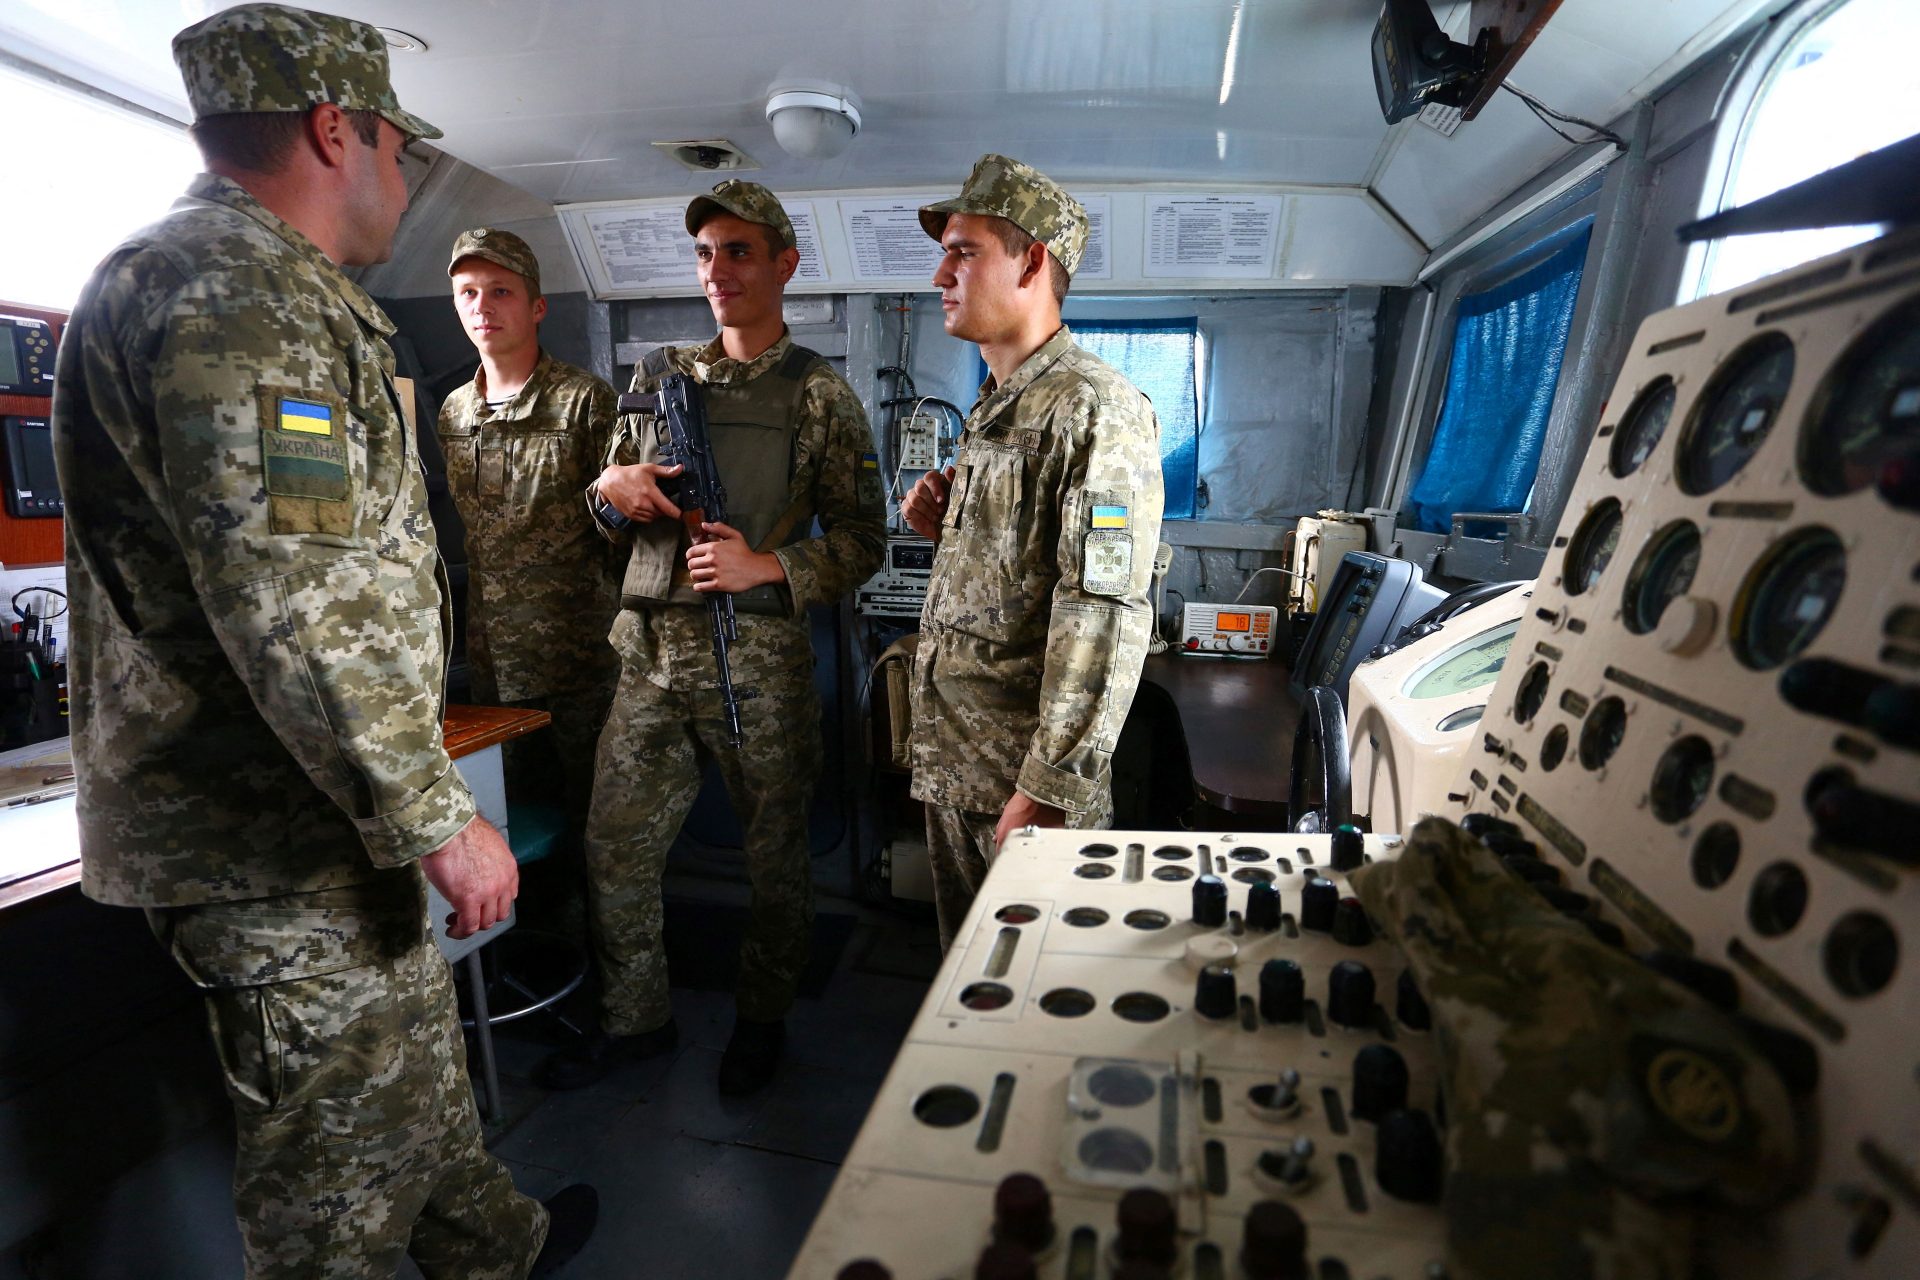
left=784, top=201, right=829, bottom=284
left=840, top=197, right=946, bottom=283
left=1075, top=194, right=1112, bottom=280
left=585, top=205, right=697, bottom=289
left=1143, top=195, right=1283, bottom=279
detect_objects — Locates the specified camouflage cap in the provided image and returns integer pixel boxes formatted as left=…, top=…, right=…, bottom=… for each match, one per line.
left=684, top=179, right=797, bottom=251
left=448, top=228, right=541, bottom=294
left=920, top=154, right=1088, bottom=278
left=171, top=3, right=442, bottom=141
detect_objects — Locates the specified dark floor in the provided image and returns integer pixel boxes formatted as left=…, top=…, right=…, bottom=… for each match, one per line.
left=408, top=869, right=941, bottom=1280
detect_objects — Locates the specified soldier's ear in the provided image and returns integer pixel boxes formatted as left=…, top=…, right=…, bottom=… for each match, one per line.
left=774, top=245, right=800, bottom=287
left=1019, top=239, right=1049, bottom=292
left=532, top=295, right=548, bottom=325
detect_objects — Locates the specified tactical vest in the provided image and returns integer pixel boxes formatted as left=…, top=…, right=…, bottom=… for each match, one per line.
left=621, top=342, right=825, bottom=617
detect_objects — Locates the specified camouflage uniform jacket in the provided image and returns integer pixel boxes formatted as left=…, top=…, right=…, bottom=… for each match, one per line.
left=910, top=327, right=1163, bottom=816
left=53, top=173, right=476, bottom=908
left=438, top=352, right=621, bottom=702
left=599, top=331, right=885, bottom=690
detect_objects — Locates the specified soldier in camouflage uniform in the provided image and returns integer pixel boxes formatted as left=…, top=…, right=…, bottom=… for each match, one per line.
left=537, top=180, right=885, bottom=1095
left=1350, top=817, right=1800, bottom=1280
left=437, top=228, right=621, bottom=858
left=904, top=155, right=1165, bottom=949
left=49, top=6, right=592, bottom=1276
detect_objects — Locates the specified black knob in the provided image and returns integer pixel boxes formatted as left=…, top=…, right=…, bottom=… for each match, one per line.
left=1502, top=854, right=1560, bottom=886
left=1300, top=876, right=1339, bottom=931
left=1482, top=830, right=1541, bottom=859
left=1396, top=969, right=1431, bottom=1031
left=1807, top=771, right=1920, bottom=865
left=1376, top=1108, right=1444, bottom=1202
left=1331, top=896, right=1374, bottom=947
left=1240, top=1199, right=1309, bottom=1280
left=975, top=1242, right=1036, bottom=1280
left=1350, top=1044, right=1409, bottom=1121
left=837, top=1263, right=892, bottom=1280
left=1245, top=880, right=1282, bottom=931
left=1260, top=957, right=1305, bottom=1023
left=1537, top=885, right=1592, bottom=916
left=1583, top=916, right=1627, bottom=949
left=1327, top=959, right=1376, bottom=1028
left=1780, top=657, right=1884, bottom=728
left=1115, top=1187, right=1177, bottom=1266
left=1461, top=813, right=1520, bottom=839
left=1330, top=823, right=1365, bottom=872
left=1642, top=951, right=1739, bottom=1013
left=1192, top=874, right=1229, bottom=927
left=1865, top=681, right=1920, bottom=750
left=992, top=1173, right=1054, bottom=1254
left=1195, top=962, right=1238, bottom=1020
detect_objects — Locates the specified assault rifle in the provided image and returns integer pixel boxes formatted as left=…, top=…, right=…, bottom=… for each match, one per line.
left=606, top=375, right=744, bottom=747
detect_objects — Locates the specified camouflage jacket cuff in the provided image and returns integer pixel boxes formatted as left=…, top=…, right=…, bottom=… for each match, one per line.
left=1016, top=754, right=1099, bottom=815
left=768, top=546, right=808, bottom=616
left=585, top=483, right=627, bottom=543
left=355, top=765, right=479, bottom=868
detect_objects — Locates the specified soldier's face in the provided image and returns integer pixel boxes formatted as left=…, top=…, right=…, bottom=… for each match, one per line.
left=451, top=260, right=546, bottom=363
left=933, top=214, right=1027, bottom=345
left=695, top=214, right=796, bottom=332
left=339, top=119, right=411, bottom=267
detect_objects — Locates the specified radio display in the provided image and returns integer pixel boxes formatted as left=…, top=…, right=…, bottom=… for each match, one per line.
left=1214, top=611, right=1251, bottom=632
left=0, top=337, right=17, bottom=386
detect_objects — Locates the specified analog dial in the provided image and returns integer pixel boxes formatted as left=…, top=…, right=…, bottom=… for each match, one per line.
left=1406, top=620, right=1521, bottom=699
left=1622, top=520, right=1702, bottom=636
left=1801, top=298, right=1920, bottom=495
left=1611, top=377, right=1677, bottom=478
left=1564, top=498, right=1623, bottom=596
left=1731, top=527, right=1846, bottom=670
left=1678, top=332, right=1795, bottom=494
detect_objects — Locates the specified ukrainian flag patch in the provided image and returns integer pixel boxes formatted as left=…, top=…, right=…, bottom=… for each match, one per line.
left=278, top=397, right=333, bottom=436
left=861, top=452, right=879, bottom=470
left=1091, top=504, right=1129, bottom=529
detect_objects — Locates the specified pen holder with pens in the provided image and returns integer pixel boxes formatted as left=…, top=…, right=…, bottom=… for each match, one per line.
left=4, top=586, right=67, bottom=748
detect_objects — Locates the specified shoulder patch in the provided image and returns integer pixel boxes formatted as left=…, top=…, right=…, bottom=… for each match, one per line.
left=257, top=385, right=352, bottom=535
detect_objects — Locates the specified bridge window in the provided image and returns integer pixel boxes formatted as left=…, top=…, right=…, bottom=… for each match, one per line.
left=1073, top=320, right=1201, bottom=520
left=1693, top=0, right=1920, bottom=297
left=0, top=65, right=198, bottom=310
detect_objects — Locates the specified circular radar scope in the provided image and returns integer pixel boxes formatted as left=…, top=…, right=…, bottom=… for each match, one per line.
left=1730, top=527, right=1846, bottom=670
left=1800, top=297, right=1920, bottom=495
left=1563, top=498, right=1624, bottom=596
left=1406, top=620, right=1520, bottom=700
left=1611, top=377, right=1678, bottom=478
left=1677, top=332, right=1796, bottom=495
left=1622, top=520, right=1702, bottom=636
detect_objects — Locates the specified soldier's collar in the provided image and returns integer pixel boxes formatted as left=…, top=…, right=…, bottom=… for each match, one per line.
left=183, top=172, right=395, bottom=338
left=474, top=350, right=552, bottom=416
left=972, top=325, right=1075, bottom=422
left=691, top=327, right=793, bottom=384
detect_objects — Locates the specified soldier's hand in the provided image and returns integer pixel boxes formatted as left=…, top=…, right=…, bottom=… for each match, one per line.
left=993, top=789, right=1066, bottom=854
left=687, top=521, right=785, bottom=593
left=421, top=817, right=519, bottom=939
left=902, top=464, right=955, bottom=541
left=595, top=462, right=684, bottom=523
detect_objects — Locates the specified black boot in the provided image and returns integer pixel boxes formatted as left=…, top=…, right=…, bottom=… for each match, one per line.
left=530, top=1184, right=598, bottom=1278
left=718, top=1017, right=786, bottom=1096
left=536, top=1020, right=678, bottom=1091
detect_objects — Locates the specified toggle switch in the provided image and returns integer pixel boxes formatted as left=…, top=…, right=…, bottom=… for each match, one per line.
left=1248, top=1068, right=1303, bottom=1119
left=1257, top=1136, right=1316, bottom=1194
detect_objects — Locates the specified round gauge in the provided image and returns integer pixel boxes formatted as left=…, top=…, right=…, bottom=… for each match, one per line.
left=1610, top=377, right=1678, bottom=478
left=1515, top=661, right=1552, bottom=724
left=1436, top=705, right=1485, bottom=732
left=1622, top=520, right=1702, bottom=636
left=1676, top=332, right=1796, bottom=495
left=1730, top=527, right=1846, bottom=670
left=1578, top=696, right=1628, bottom=770
left=1538, top=723, right=1569, bottom=771
left=1563, top=498, right=1624, bottom=596
left=1649, top=735, right=1714, bottom=824
left=1800, top=297, right=1920, bottom=495
left=1405, top=620, right=1521, bottom=700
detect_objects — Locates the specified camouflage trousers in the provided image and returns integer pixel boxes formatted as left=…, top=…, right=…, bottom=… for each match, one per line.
left=584, top=659, right=821, bottom=1034
left=147, top=872, right=547, bottom=1279
left=498, top=674, right=618, bottom=843
left=924, top=792, right=1112, bottom=951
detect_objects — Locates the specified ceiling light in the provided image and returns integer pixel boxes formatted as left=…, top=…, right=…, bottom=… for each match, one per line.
left=376, top=27, right=428, bottom=53
left=765, top=87, right=861, bottom=161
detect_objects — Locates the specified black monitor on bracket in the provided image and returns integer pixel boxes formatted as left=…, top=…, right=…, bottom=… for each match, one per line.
left=1289, top=553, right=1449, bottom=703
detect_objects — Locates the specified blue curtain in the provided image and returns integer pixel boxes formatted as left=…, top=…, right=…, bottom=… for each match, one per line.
left=1407, top=222, right=1593, bottom=534
left=1070, top=321, right=1200, bottom=520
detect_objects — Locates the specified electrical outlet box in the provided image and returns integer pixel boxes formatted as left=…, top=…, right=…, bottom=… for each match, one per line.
left=898, top=412, right=941, bottom=471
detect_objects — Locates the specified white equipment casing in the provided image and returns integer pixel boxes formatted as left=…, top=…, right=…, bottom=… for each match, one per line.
left=1347, top=588, right=1532, bottom=834
left=1449, top=227, right=1920, bottom=1278
left=1179, top=602, right=1279, bottom=657
left=1285, top=511, right=1368, bottom=614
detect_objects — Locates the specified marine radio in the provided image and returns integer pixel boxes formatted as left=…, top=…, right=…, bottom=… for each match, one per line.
left=856, top=534, right=935, bottom=620
left=1178, top=602, right=1277, bottom=656
left=0, top=315, right=56, bottom=397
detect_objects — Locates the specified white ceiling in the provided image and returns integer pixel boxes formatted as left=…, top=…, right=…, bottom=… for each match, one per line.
left=2, top=0, right=1786, bottom=254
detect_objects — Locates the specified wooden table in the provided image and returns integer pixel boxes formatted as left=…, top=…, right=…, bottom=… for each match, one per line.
left=1140, top=651, right=1300, bottom=824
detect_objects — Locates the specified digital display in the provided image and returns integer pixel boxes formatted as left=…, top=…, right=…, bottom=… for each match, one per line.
left=1214, top=611, right=1250, bottom=633
left=0, top=335, right=18, bottom=385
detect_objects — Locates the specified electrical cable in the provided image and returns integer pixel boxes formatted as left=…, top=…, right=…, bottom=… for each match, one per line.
left=1231, top=565, right=1295, bottom=605
left=1500, top=81, right=1628, bottom=150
